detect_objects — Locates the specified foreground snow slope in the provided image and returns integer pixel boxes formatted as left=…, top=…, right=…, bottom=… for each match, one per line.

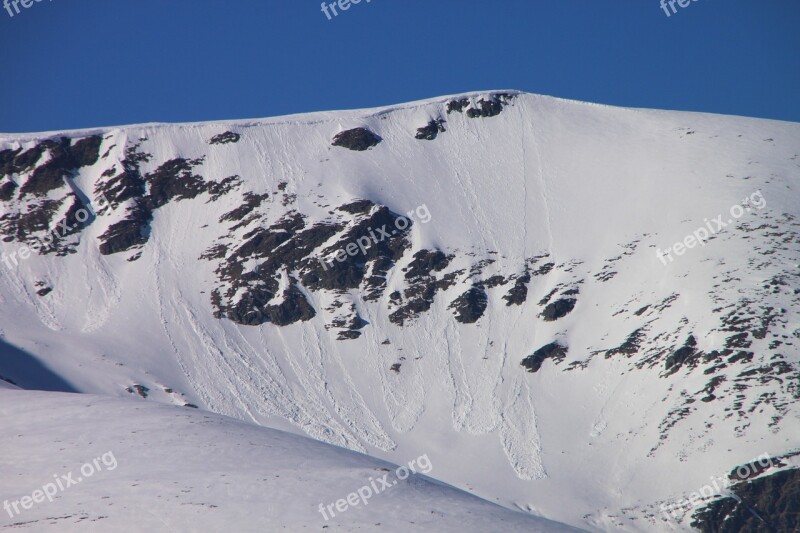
left=1, top=91, right=799, bottom=530
left=0, top=389, right=577, bottom=532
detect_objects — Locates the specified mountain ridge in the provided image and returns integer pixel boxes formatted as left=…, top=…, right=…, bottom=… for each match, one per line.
left=6, top=89, right=798, bottom=140
left=1, top=90, right=799, bottom=531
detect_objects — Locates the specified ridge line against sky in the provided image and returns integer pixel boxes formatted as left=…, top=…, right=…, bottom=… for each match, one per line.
left=0, top=0, right=798, bottom=132
left=4, top=90, right=799, bottom=140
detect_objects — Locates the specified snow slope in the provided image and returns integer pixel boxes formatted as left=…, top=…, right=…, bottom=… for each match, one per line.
left=0, top=389, right=576, bottom=531
left=1, top=91, right=799, bottom=530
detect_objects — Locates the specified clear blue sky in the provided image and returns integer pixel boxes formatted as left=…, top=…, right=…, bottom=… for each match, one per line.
left=0, top=0, right=798, bottom=132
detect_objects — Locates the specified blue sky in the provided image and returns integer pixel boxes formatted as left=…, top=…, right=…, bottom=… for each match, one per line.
left=0, top=0, right=798, bottom=132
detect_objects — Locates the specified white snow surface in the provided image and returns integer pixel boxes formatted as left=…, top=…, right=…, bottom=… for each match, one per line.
left=0, top=389, right=576, bottom=531
left=0, top=91, right=799, bottom=531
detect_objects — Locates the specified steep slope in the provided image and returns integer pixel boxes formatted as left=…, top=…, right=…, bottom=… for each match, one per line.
left=0, top=91, right=799, bottom=530
left=0, top=389, right=576, bottom=532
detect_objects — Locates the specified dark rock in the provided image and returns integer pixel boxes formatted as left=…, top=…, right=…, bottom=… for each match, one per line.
left=539, top=289, right=560, bottom=306
left=19, top=139, right=73, bottom=197
left=219, top=192, right=268, bottom=223
left=96, top=153, right=217, bottom=257
left=446, top=98, right=470, bottom=114
left=541, top=298, right=576, bottom=321
left=70, top=135, right=103, bottom=167
left=0, top=180, right=17, bottom=201
left=209, top=203, right=414, bottom=327
left=225, top=284, right=316, bottom=327
left=504, top=273, right=530, bottom=306
left=389, top=296, right=435, bottom=326
left=337, top=330, right=362, bottom=341
left=532, top=262, right=555, bottom=276
left=206, top=175, right=242, bottom=202
left=701, top=375, right=726, bottom=400
left=692, top=468, right=800, bottom=532
left=200, top=244, right=229, bottom=261
left=264, top=285, right=316, bottom=326
left=606, top=328, right=646, bottom=358
left=125, top=384, right=149, bottom=398
left=664, top=335, right=701, bottom=375
left=1, top=198, right=60, bottom=247
left=329, top=308, right=368, bottom=338
left=94, top=142, right=151, bottom=210
left=476, top=275, right=507, bottom=289
left=98, top=200, right=152, bottom=255
left=415, top=119, right=446, bottom=140
left=404, top=250, right=450, bottom=281
left=302, top=206, right=410, bottom=292
left=0, top=147, right=22, bottom=177
left=725, top=332, right=752, bottom=349
left=467, top=98, right=504, bottom=118
left=522, top=342, right=567, bottom=373
left=704, top=349, right=734, bottom=364
left=18, top=136, right=102, bottom=197
left=338, top=199, right=375, bottom=215
left=728, top=457, right=784, bottom=482
left=97, top=167, right=146, bottom=208
left=446, top=93, right=516, bottom=118
left=388, top=250, right=453, bottom=326
left=363, top=256, right=395, bottom=301
left=144, top=157, right=207, bottom=210
left=450, top=287, right=488, bottom=324
left=14, top=143, right=49, bottom=172
left=472, top=93, right=516, bottom=118
left=727, top=351, right=754, bottom=364
left=209, top=131, right=241, bottom=145
left=331, top=128, right=382, bottom=151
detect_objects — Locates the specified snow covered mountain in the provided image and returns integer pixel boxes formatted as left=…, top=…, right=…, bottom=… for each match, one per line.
left=0, top=388, right=575, bottom=531
left=1, top=91, right=799, bottom=531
